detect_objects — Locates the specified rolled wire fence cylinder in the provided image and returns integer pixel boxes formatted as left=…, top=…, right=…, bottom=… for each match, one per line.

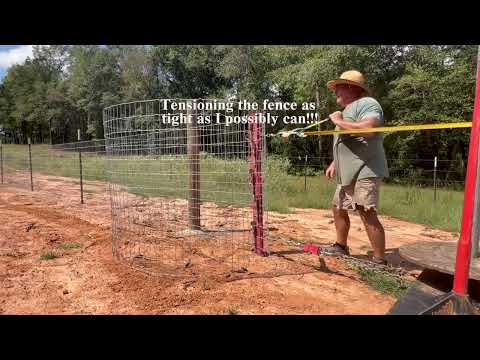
left=103, top=99, right=271, bottom=277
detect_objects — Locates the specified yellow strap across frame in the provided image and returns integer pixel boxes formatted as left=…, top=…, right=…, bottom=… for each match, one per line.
left=303, top=122, right=473, bottom=137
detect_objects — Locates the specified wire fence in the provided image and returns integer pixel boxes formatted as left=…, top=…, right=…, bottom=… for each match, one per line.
left=269, top=155, right=466, bottom=194
left=0, top=135, right=470, bottom=275
left=0, top=141, right=467, bottom=209
left=0, top=139, right=107, bottom=203
left=102, top=100, right=272, bottom=276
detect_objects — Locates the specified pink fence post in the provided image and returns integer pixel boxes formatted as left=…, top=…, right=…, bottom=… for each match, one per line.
left=249, top=112, right=266, bottom=256
left=452, top=46, right=480, bottom=295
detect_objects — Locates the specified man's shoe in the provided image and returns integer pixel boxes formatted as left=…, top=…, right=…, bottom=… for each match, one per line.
left=371, top=256, right=388, bottom=265
left=317, top=243, right=349, bottom=256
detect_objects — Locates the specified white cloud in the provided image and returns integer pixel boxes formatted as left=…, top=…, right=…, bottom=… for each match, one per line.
left=0, top=45, right=34, bottom=69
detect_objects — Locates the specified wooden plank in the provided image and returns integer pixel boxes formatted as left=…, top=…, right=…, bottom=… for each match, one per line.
left=388, top=278, right=445, bottom=315
left=399, top=241, right=480, bottom=281
left=389, top=269, right=480, bottom=314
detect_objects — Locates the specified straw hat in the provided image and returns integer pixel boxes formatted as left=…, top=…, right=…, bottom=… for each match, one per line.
left=327, top=70, right=371, bottom=96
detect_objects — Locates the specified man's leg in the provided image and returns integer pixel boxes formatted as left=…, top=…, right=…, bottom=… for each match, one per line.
left=318, top=184, right=353, bottom=256
left=357, top=206, right=386, bottom=259
left=333, top=205, right=350, bottom=247
left=354, top=178, right=385, bottom=260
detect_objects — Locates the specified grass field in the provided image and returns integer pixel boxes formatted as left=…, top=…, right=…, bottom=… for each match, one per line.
left=1, top=144, right=464, bottom=232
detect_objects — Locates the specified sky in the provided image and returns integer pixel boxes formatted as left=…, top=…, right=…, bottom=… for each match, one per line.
left=0, top=45, right=33, bottom=82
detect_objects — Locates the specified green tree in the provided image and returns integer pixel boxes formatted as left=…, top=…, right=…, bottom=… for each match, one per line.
left=113, top=46, right=162, bottom=101
left=152, top=45, right=229, bottom=99
left=2, top=59, right=49, bottom=143
left=67, top=45, right=122, bottom=139
left=386, top=45, right=477, bottom=183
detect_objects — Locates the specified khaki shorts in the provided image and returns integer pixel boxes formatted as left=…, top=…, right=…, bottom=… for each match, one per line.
left=333, top=177, right=382, bottom=211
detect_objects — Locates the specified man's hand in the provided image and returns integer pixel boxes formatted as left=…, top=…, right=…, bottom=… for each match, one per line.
left=325, top=162, right=336, bottom=179
left=329, top=111, right=343, bottom=126
left=328, top=114, right=380, bottom=139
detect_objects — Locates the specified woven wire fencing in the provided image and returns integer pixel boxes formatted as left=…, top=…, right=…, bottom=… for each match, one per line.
left=103, top=99, right=275, bottom=277
left=272, top=156, right=466, bottom=190
left=46, top=140, right=107, bottom=202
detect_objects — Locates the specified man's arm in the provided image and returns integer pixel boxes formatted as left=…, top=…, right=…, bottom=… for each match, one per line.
left=329, top=111, right=380, bottom=139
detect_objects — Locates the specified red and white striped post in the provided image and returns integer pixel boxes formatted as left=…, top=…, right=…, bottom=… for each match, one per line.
left=452, top=46, right=480, bottom=295
left=249, top=112, right=266, bottom=256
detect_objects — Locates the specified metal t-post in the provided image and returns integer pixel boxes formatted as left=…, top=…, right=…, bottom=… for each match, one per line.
left=28, top=137, right=33, bottom=191
left=433, top=156, right=438, bottom=202
left=0, top=140, right=3, bottom=184
left=78, top=130, right=84, bottom=204
left=304, top=155, right=308, bottom=191
left=316, top=88, right=322, bottom=165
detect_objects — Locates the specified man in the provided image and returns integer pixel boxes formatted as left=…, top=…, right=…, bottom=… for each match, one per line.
left=319, top=70, right=389, bottom=265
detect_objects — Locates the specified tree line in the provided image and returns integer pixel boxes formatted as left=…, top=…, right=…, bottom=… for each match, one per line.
left=0, top=45, right=477, bottom=182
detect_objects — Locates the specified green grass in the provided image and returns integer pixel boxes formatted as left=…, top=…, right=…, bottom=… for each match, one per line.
left=264, top=157, right=463, bottom=232
left=380, top=185, right=463, bottom=232
left=59, top=242, right=81, bottom=250
left=1, top=144, right=464, bottom=232
left=40, top=251, right=58, bottom=260
left=1, top=144, right=106, bottom=182
left=346, top=262, right=412, bottom=299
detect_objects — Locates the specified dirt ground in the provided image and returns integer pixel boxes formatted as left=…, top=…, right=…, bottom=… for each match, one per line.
left=0, top=173, right=458, bottom=314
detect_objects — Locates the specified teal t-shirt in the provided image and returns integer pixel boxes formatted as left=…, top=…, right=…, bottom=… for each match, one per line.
left=333, top=96, right=389, bottom=186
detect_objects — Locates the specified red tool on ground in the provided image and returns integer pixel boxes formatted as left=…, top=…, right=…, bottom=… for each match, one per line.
left=303, top=242, right=321, bottom=256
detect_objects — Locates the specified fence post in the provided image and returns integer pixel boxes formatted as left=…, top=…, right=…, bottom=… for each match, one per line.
left=249, top=113, right=266, bottom=256
left=187, top=105, right=201, bottom=230
left=304, top=154, right=308, bottom=191
left=471, top=46, right=480, bottom=261
left=472, top=133, right=480, bottom=259
left=0, top=140, right=3, bottom=185
left=28, top=137, right=33, bottom=191
left=316, top=88, right=322, bottom=167
left=78, top=129, right=84, bottom=204
left=452, top=45, right=480, bottom=295
left=433, top=156, right=438, bottom=202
